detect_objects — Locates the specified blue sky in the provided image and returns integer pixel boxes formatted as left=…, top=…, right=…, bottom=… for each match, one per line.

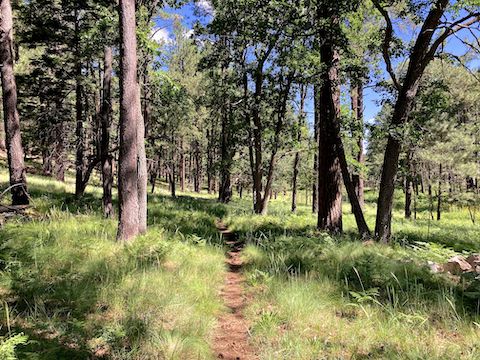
left=153, top=1, right=479, bottom=128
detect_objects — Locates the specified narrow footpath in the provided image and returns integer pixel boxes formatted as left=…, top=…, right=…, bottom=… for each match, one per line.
left=213, top=220, right=257, bottom=360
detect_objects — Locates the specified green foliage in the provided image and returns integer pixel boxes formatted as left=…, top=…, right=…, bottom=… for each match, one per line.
left=0, top=333, right=29, bottom=360
left=0, top=170, right=225, bottom=359
left=226, top=191, right=480, bottom=359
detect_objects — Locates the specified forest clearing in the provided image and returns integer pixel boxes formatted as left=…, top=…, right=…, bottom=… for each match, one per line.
left=0, top=0, right=480, bottom=359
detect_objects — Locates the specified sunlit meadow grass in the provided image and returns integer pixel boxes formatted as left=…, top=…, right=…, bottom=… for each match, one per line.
left=0, top=169, right=226, bottom=359
left=226, top=190, right=480, bottom=359
left=2, top=163, right=480, bottom=359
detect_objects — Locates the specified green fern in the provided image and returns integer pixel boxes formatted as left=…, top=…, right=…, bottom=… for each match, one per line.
left=0, top=333, right=28, bottom=360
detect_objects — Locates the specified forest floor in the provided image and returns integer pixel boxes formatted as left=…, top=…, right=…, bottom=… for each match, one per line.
left=0, top=166, right=480, bottom=359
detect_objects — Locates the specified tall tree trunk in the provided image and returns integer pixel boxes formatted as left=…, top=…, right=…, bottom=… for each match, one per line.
left=350, top=81, right=365, bottom=209
left=117, top=0, right=139, bottom=241
left=427, top=163, right=434, bottom=220
left=374, top=0, right=449, bottom=242
left=312, top=86, right=319, bottom=213
left=0, top=0, right=28, bottom=205
left=42, top=148, right=53, bottom=176
left=252, top=65, right=264, bottom=213
left=437, top=163, right=442, bottom=221
left=206, top=128, right=214, bottom=193
left=54, top=120, right=65, bottom=182
left=137, top=85, right=147, bottom=234
left=193, top=141, right=201, bottom=193
left=258, top=73, right=294, bottom=215
left=291, top=152, right=300, bottom=213
left=169, top=143, right=176, bottom=198
left=0, top=114, right=5, bottom=151
left=74, top=8, right=85, bottom=197
left=316, top=13, right=370, bottom=237
left=317, top=44, right=342, bottom=233
left=405, top=150, right=413, bottom=219
left=291, top=85, right=306, bottom=213
left=219, top=102, right=233, bottom=203
left=179, top=139, right=185, bottom=192
left=101, top=46, right=113, bottom=218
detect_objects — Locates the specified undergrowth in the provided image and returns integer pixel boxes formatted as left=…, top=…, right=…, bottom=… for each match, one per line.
left=0, top=170, right=226, bottom=359
left=226, top=191, right=480, bottom=359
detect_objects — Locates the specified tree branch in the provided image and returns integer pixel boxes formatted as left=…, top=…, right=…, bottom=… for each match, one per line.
left=425, top=13, right=480, bottom=62
left=371, top=0, right=401, bottom=91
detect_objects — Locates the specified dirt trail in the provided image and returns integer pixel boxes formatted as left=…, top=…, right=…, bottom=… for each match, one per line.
left=213, top=220, right=257, bottom=360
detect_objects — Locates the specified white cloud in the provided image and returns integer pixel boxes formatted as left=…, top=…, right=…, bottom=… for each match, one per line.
left=184, top=29, right=195, bottom=39
left=151, top=27, right=172, bottom=44
left=196, top=0, right=213, bottom=14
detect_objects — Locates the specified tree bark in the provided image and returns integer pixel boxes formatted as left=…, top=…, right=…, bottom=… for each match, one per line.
left=206, top=128, right=214, bottom=193
left=257, top=73, right=294, bottom=215
left=42, top=148, right=53, bottom=176
left=312, top=85, right=319, bottom=213
left=291, top=152, right=300, bottom=213
left=137, top=84, right=147, bottom=234
left=179, top=140, right=185, bottom=192
left=437, top=163, right=442, bottom=221
left=291, top=85, right=306, bottom=213
left=317, top=42, right=342, bottom=233
left=252, top=63, right=265, bottom=213
left=219, top=101, right=233, bottom=203
left=193, top=141, right=201, bottom=193
left=101, top=46, right=113, bottom=218
left=350, top=81, right=365, bottom=209
left=117, top=0, right=140, bottom=241
left=74, top=7, right=85, bottom=198
left=169, top=144, right=176, bottom=198
left=405, top=150, right=413, bottom=219
left=0, top=0, right=28, bottom=205
left=54, top=121, right=65, bottom=182
left=316, top=11, right=370, bottom=237
left=427, top=163, right=434, bottom=220
left=374, top=0, right=449, bottom=242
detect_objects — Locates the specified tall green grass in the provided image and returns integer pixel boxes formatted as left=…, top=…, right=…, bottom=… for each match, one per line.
left=0, top=170, right=226, bottom=359
left=226, top=190, right=480, bottom=359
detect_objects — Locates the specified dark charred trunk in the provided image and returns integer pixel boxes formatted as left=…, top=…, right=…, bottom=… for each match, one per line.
left=206, top=128, right=214, bottom=194
left=101, top=46, right=113, bottom=218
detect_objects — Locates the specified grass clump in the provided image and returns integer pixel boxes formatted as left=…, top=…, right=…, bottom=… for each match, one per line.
left=0, top=170, right=226, bottom=359
left=227, top=191, right=480, bottom=359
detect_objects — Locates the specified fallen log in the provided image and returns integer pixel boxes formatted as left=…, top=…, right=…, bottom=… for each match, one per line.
left=0, top=205, right=30, bottom=213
